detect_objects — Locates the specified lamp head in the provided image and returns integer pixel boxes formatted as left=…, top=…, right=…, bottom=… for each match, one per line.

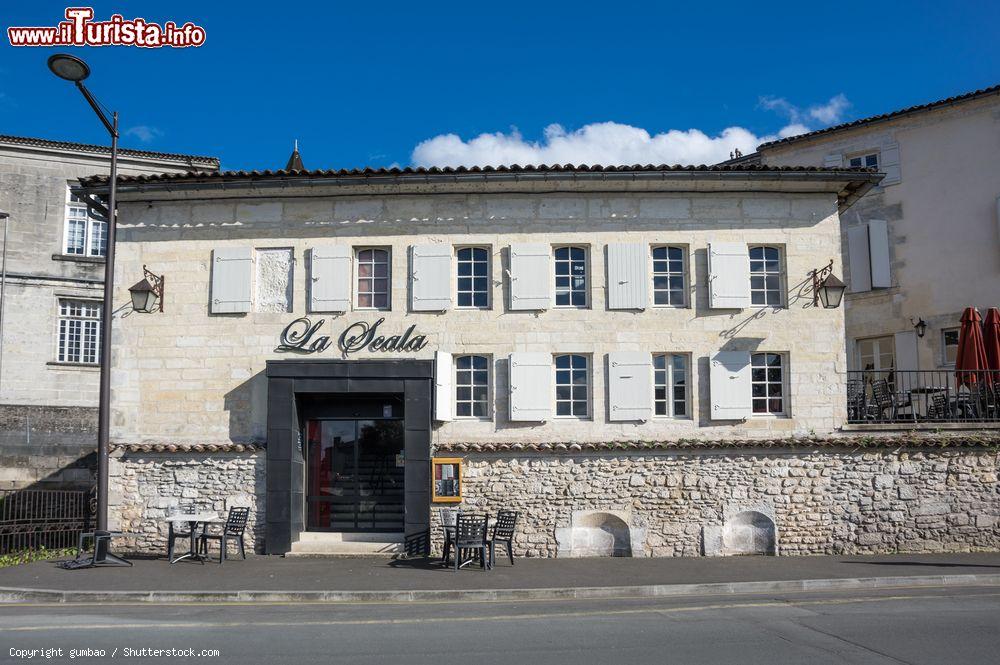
left=47, top=54, right=90, bottom=82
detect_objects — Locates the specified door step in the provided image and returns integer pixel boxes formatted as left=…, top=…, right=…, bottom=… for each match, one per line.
left=287, top=532, right=404, bottom=557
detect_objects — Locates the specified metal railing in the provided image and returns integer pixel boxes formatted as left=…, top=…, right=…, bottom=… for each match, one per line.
left=847, top=370, right=1000, bottom=425
left=0, top=489, right=92, bottom=555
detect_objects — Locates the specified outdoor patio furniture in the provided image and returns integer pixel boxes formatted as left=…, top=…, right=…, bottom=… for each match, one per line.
left=439, top=507, right=460, bottom=565
left=165, top=510, right=221, bottom=564
left=926, top=390, right=953, bottom=420
left=871, top=379, right=913, bottom=421
left=846, top=380, right=867, bottom=421
left=488, top=509, right=518, bottom=567
left=198, top=506, right=250, bottom=563
left=452, top=513, right=489, bottom=572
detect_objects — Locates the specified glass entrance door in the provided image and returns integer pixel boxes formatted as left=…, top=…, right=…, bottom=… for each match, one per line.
left=305, top=419, right=404, bottom=532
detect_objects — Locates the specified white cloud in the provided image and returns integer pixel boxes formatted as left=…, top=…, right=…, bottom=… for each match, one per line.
left=124, top=125, right=163, bottom=143
left=808, top=94, right=850, bottom=125
left=760, top=93, right=851, bottom=127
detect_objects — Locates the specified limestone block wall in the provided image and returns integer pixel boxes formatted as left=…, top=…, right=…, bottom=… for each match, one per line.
left=109, top=448, right=265, bottom=555
left=435, top=447, right=999, bottom=558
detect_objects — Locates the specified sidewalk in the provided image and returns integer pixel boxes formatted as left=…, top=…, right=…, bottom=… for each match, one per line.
left=1, top=552, right=999, bottom=603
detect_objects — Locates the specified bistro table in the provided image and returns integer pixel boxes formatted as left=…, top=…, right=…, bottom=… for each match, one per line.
left=165, top=512, right=222, bottom=564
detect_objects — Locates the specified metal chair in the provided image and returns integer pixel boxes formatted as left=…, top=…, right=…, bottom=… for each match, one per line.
left=198, top=506, right=249, bottom=563
left=166, top=506, right=197, bottom=563
left=926, top=391, right=952, bottom=421
left=452, top=513, right=488, bottom=572
left=488, top=510, right=518, bottom=567
left=439, top=508, right=460, bottom=566
left=846, top=380, right=867, bottom=421
left=871, top=379, right=912, bottom=421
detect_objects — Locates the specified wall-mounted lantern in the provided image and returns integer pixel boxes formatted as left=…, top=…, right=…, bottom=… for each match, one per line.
left=128, top=266, right=164, bottom=313
left=911, top=317, right=927, bottom=338
left=811, top=260, right=847, bottom=309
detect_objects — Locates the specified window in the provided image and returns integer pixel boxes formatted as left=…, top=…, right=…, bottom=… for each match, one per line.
left=751, top=353, right=786, bottom=415
left=57, top=299, right=101, bottom=364
left=653, top=353, right=688, bottom=417
left=64, top=189, right=107, bottom=257
left=355, top=248, right=390, bottom=309
left=651, top=246, right=686, bottom=306
left=857, top=336, right=895, bottom=372
left=554, top=354, right=589, bottom=417
left=748, top=246, right=783, bottom=306
left=456, top=247, right=489, bottom=308
left=554, top=246, right=587, bottom=307
left=942, top=328, right=960, bottom=366
left=455, top=355, right=490, bottom=418
left=849, top=153, right=879, bottom=169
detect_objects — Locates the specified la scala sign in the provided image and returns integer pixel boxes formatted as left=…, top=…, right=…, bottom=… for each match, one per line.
left=276, top=317, right=428, bottom=355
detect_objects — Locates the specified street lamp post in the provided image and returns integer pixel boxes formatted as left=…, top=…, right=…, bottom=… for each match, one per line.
left=48, top=54, right=126, bottom=565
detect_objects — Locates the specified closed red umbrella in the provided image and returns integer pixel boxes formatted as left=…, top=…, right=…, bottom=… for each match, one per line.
left=983, top=307, right=1000, bottom=386
left=955, top=307, right=989, bottom=387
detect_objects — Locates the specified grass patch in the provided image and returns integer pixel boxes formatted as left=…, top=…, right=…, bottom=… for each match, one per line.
left=0, top=547, right=76, bottom=568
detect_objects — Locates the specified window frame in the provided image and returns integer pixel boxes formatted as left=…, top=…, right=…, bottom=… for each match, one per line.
left=454, top=354, right=492, bottom=420
left=552, top=245, right=589, bottom=309
left=354, top=247, right=391, bottom=311
left=63, top=187, right=107, bottom=258
left=55, top=298, right=102, bottom=365
left=748, top=244, right=785, bottom=308
left=454, top=245, right=491, bottom=310
left=553, top=353, right=590, bottom=419
left=848, top=152, right=879, bottom=170
left=650, top=245, right=688, bottom=308
left=652, top=352, right=690, bottom=418
left=941, top=328, right=960, bottom=367
left=750, top=352, right=788, bottom=417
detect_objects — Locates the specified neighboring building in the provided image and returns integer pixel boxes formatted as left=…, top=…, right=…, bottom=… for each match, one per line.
left=0, top=134, right=219, bottom=490
left=743, top=85, right=1000, bottom=404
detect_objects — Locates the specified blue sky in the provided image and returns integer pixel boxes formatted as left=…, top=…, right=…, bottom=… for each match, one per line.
left=2, top=1, right=998, bottom=170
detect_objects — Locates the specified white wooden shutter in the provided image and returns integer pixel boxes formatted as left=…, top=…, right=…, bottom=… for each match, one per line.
left=509, top=243, right=550, bottom=310
left=710, top=351, right=751, bottom=420
left=309, top=246, right=351, bottom=312
left=508, top=352, right=551, bottom=421
left=823, top=153, right=844, bottom=168
left=893, top=330, right=921, bottom=393
left=410, top=244, right=452, bottom=311
left=434, top=351, right=453, bottom=421
left=210, top=247, right=252, bottom=313
left=847, top=225, right=872, bottom=293
left=708, top=242, right=750, bottom=308
left=867, top=219, right=891, bottom=288
left=607, top=243, right=648, bottom=310
left=880, top=142, right=901, bottom=186
left=608, top=352, right=652, bottom=422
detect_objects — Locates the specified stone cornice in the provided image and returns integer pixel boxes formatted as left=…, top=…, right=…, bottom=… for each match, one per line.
left=111, top=442, right=263, bottom=454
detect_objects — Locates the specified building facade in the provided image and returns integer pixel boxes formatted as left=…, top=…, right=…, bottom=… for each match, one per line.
left=0, top=134, right=218, bottom=489
left=747, top=85, right=1000, bottom=398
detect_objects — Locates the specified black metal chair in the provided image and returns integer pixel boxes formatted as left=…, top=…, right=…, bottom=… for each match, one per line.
left=452, top=513, right=488, bottom=572
left=166, top=506, right=198, bottom=563
left=439, top=508, right=460, bottom=566
left=871, top=379, right=912, bottom=421
left=926, top=390, right=952, bottom=421
left=846, top=380, right=866, bottom=421
left=198, top=506, right=250, bottom=563
left=488, top=510, right=518, bottom=567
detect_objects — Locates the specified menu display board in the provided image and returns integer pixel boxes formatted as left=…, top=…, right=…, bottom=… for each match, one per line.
left=432, top=457, right=462, bottom=503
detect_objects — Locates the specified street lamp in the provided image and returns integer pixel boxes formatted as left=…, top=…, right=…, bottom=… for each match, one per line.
left=49, top=53, right=128, bottom=567
left=810, top=260, right=847, bottom=309
left=129, top=266, right=165, bottom=313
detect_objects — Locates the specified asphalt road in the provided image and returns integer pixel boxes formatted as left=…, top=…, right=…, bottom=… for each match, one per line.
left=1, top=585, right=998, bottom=664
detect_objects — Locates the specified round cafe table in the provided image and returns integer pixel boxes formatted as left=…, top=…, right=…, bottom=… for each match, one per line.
left=165, top=512, right=222, bottom=563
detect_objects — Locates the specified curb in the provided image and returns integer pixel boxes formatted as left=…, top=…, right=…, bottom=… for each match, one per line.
left=2, top=573, right=1000, bottom=604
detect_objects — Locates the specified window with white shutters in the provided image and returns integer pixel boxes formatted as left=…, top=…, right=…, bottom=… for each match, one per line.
left=554, top=246, right=588, bottom=307
left=707, top=242, right=750, bottom=309
left=654, top=353, right=688, bottom=417
left=847, top=221, right=890, bottom=292
left=879, top=143, right=901, bottom=185
left=434, top=351, right=453, bottom=421
left=554, top=354, right=589, bottom=418
left=456, top=247, right=490, bottom=308
left=356, top=248, right=390, bottom=309
left=57, top=299, right=101, bottom=364
left=606, top=243, right=648, bottom=310
left=709, top=351, right=751, bottom=420
left=608, top=351, right=652, bottom=422
left=210, top=247, right=253, bottom=314
left=309, top=246, right=351, bottom=312
left=748, top=245, right=784, bottom=307
left=508, top=244, right=550, bottom=310
left=508, top=352, right=552, bottom=421
left=751, top=353, right=786, bottom=416
left=848, top=153, right=879, bottom=170
left=410, top=244, right=451, bottom=311
left=455, top=355, right=490, bottom=418
left=651, top=246, right=686, bottom=307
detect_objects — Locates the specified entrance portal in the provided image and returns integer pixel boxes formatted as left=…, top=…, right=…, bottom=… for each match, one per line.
left=304, top=405, right=405, bottom=532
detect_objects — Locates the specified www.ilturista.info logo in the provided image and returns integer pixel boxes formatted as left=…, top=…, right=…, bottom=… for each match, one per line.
left=8, top=7, right=206, bottom=48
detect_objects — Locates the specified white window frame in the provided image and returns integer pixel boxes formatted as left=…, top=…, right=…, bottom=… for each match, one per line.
left=354, top=247, right=391, bottom=310
left=848, top=152, right=879, bottom=170
left=748, top=245, right=785, bottom=308
left=941, top=328, right=960, bottom=367
left=856, top=335, right=895, bottom=372
left=56, top=298, right=102, bottom=365
left=553, top=245, right=589, bottom=308
left=751, top=352, right=788, bottom=416
left=653, top=353, right=690, bottom=418
left=63, top=188, right=107, bottom=258
left=553, top=353, right=590, bottom=418
left=455, top=246, right=491, bottom=309
left=454, top=354, right=491, bottom=419
left=651, top=245, right=687, bottom=308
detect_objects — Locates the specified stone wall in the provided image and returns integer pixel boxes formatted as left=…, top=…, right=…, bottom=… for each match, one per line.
left=108, top=448, right=265, bottom=555
left=436, top=447, right=999, bottom=557
left=0, top=404, right=96, bottom=490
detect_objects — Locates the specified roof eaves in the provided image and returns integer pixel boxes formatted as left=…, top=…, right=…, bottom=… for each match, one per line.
left=0, top=133, right=220, bottom=167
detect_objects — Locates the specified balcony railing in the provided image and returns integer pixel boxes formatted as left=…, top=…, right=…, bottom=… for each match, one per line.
left=847, top=370, right=1000, bottom=425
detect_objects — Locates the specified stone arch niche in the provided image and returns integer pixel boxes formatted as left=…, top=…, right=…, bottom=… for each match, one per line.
left=555, top=510, right=646, bottom=557
left=703, top=503, right=778, bottom=556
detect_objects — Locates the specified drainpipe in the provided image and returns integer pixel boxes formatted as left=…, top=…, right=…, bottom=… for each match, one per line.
left=0, top=209, right=9, bottom=399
